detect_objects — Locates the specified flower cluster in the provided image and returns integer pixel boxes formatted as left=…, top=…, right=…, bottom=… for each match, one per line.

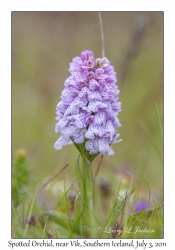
left=54, top=50, right=121, bottom=156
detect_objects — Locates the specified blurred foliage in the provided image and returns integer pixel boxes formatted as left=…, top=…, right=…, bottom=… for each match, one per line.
left=12, top=149, right=30, bottom=207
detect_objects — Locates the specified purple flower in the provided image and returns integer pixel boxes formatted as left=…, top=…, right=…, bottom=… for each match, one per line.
left=135, top=200, right=149, bottom=213
left=54, top=50, right=122, bottom=156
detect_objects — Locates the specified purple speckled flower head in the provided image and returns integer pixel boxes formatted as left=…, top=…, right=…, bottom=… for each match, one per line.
left=54, top=50, right=122, bottom=156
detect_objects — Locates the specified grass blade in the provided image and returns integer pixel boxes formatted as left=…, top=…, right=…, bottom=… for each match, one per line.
left=155, top=102, right=163, bottom=141
left=23, top=183, right=40, bottom=238
left=42, top=210, right=96, bottom=237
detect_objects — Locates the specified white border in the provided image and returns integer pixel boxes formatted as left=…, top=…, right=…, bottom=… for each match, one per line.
left=1, top=0, right=175, bottom=249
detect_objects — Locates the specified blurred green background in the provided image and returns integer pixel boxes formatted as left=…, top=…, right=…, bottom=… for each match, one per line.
left=12, top=12, right=163, bottom=194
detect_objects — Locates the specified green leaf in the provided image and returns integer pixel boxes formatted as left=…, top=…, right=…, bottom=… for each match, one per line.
left=42, top=210, right=96, bottom=237
left=74, top=193, right=84, bottom=222
left=75, top=154, right=84, bottom=199
left=90, top=153, right=99, bottom=162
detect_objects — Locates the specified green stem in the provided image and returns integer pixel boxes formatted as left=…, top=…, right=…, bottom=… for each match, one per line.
left=81, top=153, right=95, bottom=237
left=75, top=144, right=97, bottom=237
